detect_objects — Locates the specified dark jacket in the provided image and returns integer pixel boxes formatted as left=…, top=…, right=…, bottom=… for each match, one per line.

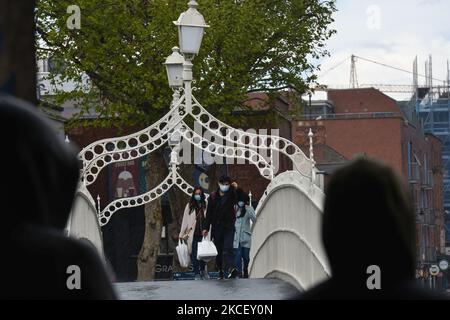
left=0, top=94, right=116, bottom=299
left=204, top=188, right=237, bottom=231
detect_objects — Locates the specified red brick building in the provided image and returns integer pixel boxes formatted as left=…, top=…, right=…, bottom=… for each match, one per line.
left=293, top=88, right=445, bottom=269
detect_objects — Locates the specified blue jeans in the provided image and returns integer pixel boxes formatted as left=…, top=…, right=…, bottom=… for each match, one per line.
left=191, top=235, right=206, bottom=275
left=234, top=246, right=250, bottom=277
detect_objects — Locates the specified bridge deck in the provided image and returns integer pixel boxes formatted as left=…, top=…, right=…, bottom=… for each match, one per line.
left=114, top=279, right=299, bottom=300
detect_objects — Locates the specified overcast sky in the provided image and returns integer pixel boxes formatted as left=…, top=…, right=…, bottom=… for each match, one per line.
left=315, top=0, right=450, bottom=100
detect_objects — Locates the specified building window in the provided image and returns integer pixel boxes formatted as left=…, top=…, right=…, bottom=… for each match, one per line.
left=409, top=150, right=421, bottom=183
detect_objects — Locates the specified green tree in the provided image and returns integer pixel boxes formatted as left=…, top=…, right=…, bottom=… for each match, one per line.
left=36, top=0, right=336, bottom=280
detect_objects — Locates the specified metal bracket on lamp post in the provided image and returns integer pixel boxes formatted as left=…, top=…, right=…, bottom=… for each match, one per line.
left=169, top=144, right=180, bottom=181
left=171, top=89, right=182, bottom=109
left=182, top=59, right=194, bottom=114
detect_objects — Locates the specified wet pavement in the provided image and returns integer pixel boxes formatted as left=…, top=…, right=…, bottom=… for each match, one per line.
left=114, top=278, right=299, bottom=300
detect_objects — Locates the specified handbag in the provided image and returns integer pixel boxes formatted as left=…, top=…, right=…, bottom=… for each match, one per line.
left=176, top=239, right=191, bottom=268
left=197, top=237, right=218, bottom=262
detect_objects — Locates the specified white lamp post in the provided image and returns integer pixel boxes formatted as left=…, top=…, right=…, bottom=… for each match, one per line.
left=173, top=0, right=209, bottom=58
left=164, top=46, right=184, bottom=89
left=172, top=0, right=209, bottom=113
left=164, top=46, right=185, bottom=108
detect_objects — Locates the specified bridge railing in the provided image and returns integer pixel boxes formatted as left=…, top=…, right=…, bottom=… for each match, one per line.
left=249, top=170, right=330, bottom=292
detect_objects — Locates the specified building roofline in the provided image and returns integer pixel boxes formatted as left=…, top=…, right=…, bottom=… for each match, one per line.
left=328, top=87, right=399, bottom=104
left=293, top=112, right=404, bottom=122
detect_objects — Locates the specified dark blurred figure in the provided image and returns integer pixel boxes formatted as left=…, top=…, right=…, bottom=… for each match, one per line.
left=0, top=94, right=116, bottom=299
left=300, top=159, right=446, bottom=300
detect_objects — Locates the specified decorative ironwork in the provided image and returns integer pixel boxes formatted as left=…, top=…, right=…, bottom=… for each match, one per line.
left=190, top=96, right=312, bottom=178
left=79, top=96, right=187, bottom=186
left=78, top=91, right=316, bottom=226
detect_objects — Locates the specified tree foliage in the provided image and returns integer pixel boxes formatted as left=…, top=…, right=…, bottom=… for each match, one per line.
left=36, top=0, right=336, bottom=128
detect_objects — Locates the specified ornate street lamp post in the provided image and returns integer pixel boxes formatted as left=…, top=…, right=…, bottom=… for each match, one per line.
left=172, top=0, right=209, bottom=113
left=173, top=0, right=209, bottom=58
left=164, top=46, right=184, bottom=108
left=164, top=46, right=184, bottom=89
left=164, top=0, right=209, bottom=172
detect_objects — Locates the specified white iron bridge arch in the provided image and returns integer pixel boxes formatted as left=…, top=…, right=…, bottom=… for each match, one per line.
left=66, top=88, right=330, bottom=291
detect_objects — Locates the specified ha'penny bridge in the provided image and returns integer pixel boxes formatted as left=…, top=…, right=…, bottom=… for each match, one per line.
left=65, top=1, right=330, bottom=300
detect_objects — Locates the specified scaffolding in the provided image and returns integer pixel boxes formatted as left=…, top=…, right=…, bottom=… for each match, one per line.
left=415, top=56, right=450, bottom=244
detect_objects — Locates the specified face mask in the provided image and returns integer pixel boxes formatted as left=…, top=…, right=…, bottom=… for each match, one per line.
left=194, top=194, right=201, bottom=201
left=238, top=201, right=245, bottom=207
left=219, top=184, right=230, bottom=192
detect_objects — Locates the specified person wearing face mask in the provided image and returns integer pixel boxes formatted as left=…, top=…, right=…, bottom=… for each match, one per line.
left=202, top=176, right=239, bottom=279
left=233, top=189, right=257, bottom=279
left=179, top=187, right=211, bottom=280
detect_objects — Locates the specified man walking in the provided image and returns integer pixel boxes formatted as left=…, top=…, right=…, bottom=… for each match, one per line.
left=203, top=176, right=239, bottom=279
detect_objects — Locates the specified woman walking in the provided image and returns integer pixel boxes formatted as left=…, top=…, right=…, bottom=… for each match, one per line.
left=179, top=187, right=210, bottom=280
left=233, top=189, right=257, bottom=278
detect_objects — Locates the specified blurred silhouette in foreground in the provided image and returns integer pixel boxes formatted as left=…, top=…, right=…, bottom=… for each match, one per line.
left=0, top=94, right=116, bottom=299
left=300, top=159, right=446, bottom=300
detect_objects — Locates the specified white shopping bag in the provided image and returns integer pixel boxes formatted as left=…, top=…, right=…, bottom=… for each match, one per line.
left=197, top=237, right=218, bottom=262
left=176, top=239, right=190, bottom=268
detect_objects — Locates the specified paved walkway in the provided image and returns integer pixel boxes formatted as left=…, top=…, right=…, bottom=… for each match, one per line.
left=114, top=278, right=299, bottom=300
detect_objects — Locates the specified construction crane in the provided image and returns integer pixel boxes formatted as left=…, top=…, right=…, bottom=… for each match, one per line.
left=349, top=55, right=358, bottom=89
left=316, top=54, right=449, bottom=94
